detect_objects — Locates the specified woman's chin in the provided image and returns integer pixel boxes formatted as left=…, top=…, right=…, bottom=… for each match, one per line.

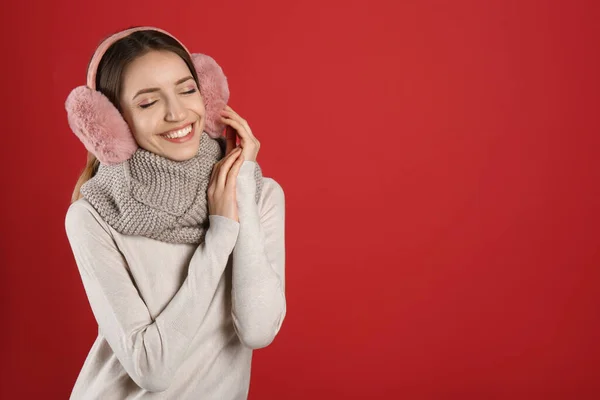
left=162, top=145, right=200, bottom=161
left=155, top=134, right=201, bottom=161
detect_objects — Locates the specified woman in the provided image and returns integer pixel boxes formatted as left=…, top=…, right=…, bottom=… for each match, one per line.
left=64, top=26, right=286, bottom=399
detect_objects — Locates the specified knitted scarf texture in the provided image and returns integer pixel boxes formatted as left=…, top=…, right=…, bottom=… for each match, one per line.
left=80, top=131, right=263, bottom=244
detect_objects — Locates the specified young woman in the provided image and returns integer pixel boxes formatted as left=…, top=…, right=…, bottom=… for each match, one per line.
left=64, top=26, right=286, bottom=399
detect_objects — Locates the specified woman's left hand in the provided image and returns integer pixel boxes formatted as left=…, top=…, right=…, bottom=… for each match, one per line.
left=220, top=105, right=260, bottom=162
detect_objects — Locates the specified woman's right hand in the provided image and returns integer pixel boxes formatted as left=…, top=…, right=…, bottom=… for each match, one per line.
left=207, top=147, right=244, bottom=222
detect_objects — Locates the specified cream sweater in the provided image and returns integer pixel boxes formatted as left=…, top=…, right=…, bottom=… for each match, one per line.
left=65, top=161, right=286, bottom=399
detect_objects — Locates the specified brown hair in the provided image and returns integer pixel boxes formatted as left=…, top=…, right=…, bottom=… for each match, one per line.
left=70, top=28, right=199, bottom=204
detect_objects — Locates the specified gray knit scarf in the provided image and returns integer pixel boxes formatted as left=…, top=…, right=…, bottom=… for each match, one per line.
left=80, top=131, right=263, bottom=244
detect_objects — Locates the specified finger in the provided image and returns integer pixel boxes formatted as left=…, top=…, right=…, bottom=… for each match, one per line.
left=228, top=150, right=244, bottom=173
left=222, top=108, right=255, bottom=141
left=221, top=118, right=259, bottom=157
left=216, top=148, right=242, bottom=189
left=221, top=116, right=250, bottom=144
left=209, top=161, right=219, bottom=186
left=222, top=105, right=237, bottom=153
left=226, top=153, right=244, bottom=189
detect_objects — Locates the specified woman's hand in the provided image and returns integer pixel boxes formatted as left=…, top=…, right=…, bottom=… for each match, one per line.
left=220, top=105, right=260, bottom=161
left=207, top=147, right=244, bottom=222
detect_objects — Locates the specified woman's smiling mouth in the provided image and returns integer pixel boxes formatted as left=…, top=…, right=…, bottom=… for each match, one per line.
left=160, top=123, right=195, bottom=142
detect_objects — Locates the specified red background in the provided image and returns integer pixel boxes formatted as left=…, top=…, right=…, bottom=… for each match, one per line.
left=1, top=0, right=599, bottom=398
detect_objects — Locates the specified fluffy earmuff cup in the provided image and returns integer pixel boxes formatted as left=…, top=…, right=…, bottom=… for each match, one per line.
left=191, top=53, right=230, bottom=139
left=65, top=86, right=139, bottom=165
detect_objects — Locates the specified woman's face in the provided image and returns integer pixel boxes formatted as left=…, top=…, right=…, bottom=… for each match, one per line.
left=119, top=50, right=205, bottom=161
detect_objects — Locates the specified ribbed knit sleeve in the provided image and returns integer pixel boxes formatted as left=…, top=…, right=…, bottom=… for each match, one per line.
left=65, top=203, right=240, bottom=393
left=230, top=161, right=287, bottom=348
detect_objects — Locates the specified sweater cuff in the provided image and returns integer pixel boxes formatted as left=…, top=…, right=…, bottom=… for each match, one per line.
left=208, top=215, right=240, bottom=251
left=238, top=160, right=257, bottom=179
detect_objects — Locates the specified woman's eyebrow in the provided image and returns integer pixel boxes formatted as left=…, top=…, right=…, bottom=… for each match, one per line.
left=132, top=76, right=195, bottom=100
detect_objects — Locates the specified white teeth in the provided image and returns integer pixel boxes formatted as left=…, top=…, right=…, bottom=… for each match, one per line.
left=163, top=124, right=192, bottom=139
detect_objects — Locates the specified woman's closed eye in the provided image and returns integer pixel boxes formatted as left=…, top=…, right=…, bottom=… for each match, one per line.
left=139, top=89, right=198, bottom=109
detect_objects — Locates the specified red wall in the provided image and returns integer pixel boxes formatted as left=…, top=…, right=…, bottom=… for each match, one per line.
left=1, top=0, right=599, bottom=398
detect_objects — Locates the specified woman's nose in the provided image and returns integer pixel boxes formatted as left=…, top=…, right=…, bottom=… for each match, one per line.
left=165, top=98, right=186, bottom=121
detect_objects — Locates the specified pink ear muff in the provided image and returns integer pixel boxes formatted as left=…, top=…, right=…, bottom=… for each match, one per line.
left=65, top=86, right=138, bottom=166
left=193, top=53, right=230, bottom=139
left=66, top=48, right=230, bottom=165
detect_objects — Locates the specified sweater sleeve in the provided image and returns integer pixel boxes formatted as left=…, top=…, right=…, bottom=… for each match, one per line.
left=65, top=202, right=240, bottom=392
left=230, top=161, right=287, bottom=349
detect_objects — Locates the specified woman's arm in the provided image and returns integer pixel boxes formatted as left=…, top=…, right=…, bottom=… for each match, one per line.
left=65, top=203, right=239, bottom=392
left=230, top=161, right=287, bottom=349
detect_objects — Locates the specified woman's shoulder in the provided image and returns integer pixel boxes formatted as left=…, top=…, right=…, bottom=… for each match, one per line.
left=262, top=176, right=283, bottom=194
left=65, top=198, right=113, bottom=239
left=259, top=176, right=285, bottom=211
left=66, top=198, right=98, bottom=221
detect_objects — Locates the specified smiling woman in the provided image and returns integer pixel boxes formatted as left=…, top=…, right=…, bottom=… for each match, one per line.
left=63, top=26, right=286, bottom=399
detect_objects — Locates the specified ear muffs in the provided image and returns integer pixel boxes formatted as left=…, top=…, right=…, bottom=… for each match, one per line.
left=65, top=53, right=229, bottom=166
